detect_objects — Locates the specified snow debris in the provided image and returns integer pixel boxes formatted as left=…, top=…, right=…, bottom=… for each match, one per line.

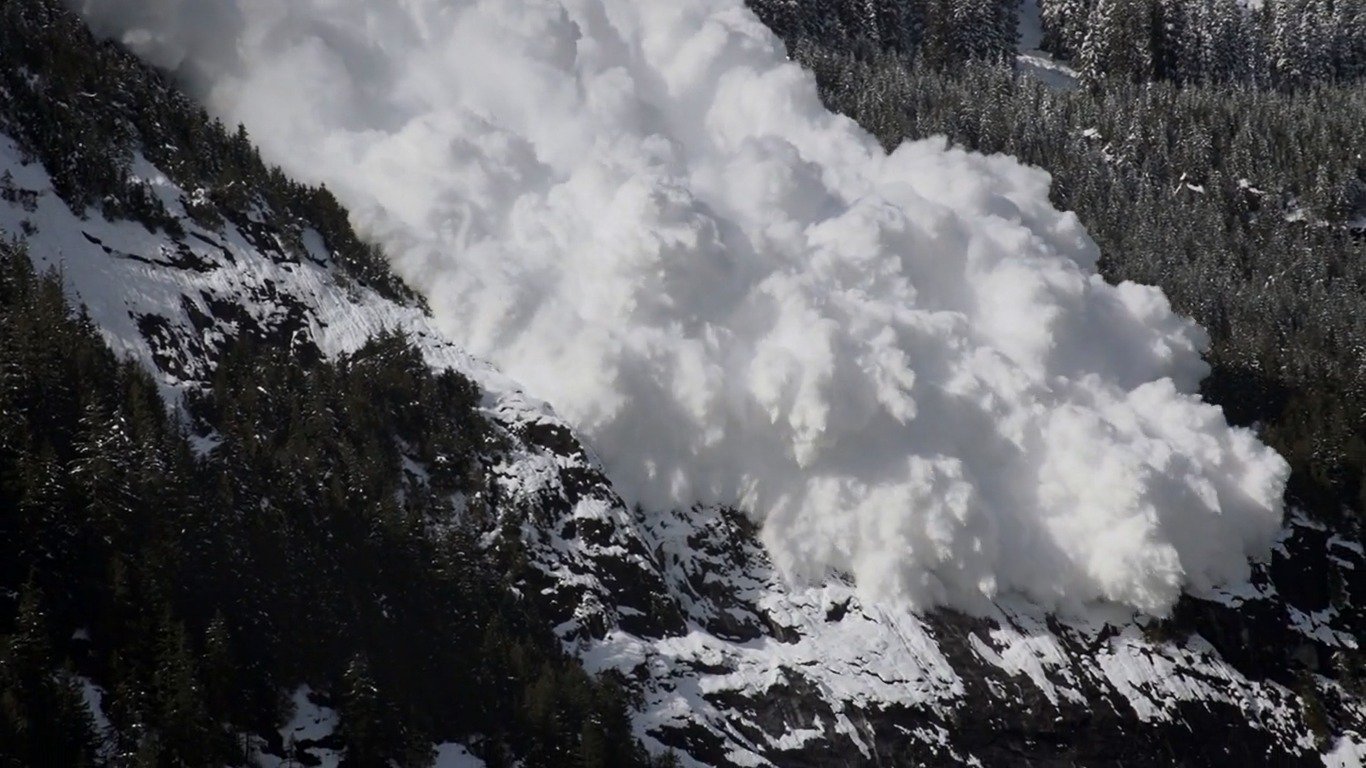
left=75, top=0, right=1286, bottom=617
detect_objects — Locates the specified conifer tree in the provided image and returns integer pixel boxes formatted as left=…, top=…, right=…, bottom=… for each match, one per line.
left=1079, top=0, right=1154, bottom=85
left=0, top=582, right=100, bottom=767
left=150, top=610, right=221, bottom=765
left=339, top=653, right=386, bottom=767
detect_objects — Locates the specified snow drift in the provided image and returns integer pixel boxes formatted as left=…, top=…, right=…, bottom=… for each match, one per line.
left=72, top=0, right=1288, bottom=614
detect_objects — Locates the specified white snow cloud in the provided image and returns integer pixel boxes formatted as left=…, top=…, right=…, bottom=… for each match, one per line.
left=72, top=0, right=1288, bottom=615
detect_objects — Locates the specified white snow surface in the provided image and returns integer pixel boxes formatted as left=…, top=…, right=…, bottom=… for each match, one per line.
left=1015, top=0, right=1081, bottom=90
left=1326, top=732, right=1366, bottom=768
left=0, top=135, right=539, bottom=412
left=576, top=503, right=1340, bottom=765
left=433, top=743, right=487, bottom=768
left=1016, top=52, right=1081, bottom=91
left=67, top=0, right=1292, bottom=617
left=248, top=686, right=341, bottom=768
left=76, top=677, right=117, bottom=762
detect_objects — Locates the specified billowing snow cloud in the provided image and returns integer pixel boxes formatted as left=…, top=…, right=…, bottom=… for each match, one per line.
left=73, top=0, right=1288, bottom=615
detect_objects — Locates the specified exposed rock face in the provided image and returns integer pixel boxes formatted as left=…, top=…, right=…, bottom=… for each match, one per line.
left=2, top=1, right=1363, bottom=765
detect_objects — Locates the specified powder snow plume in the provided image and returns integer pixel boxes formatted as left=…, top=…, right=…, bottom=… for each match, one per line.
left=73, top=0, right=1288, bottom=615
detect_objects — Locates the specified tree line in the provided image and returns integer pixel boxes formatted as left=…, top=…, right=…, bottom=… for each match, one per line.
left=750, top=0, right=1022, bottom=66
left=746, top=0, right=1366, bottom=88
left=1042, top=0, right=1366, bottom=87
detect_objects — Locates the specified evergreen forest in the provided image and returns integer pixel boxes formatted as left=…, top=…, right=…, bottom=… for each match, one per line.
left=0, top=239, right=655, bottom=768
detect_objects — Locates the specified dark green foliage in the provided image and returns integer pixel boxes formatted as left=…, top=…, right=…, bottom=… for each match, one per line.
left=748, top=0, right=1020, bottom=66
left=0, top=582, right=101, bottom=768
left=1039, top=0, right=1366, bottom=88
left=0, top=0, right=415, bottom=305
left=752, top=0, right=1366, bottom=85
left=0, top=240, right=652, bottom=767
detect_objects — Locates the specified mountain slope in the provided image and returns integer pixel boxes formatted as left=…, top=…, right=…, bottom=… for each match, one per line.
left=0, top=0, right=1363, bottom=766
left=0, top=2, right=660, bottom=765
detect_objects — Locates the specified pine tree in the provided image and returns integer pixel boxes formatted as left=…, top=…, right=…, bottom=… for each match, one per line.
left=1270, top=0, right=1310, bottom=87
left=1198, top=1, right=1251, bottom=84
left=579, top=719, right=608, bottom=768
left=202, top=612, right=237, bottom=723
left=1151, top=0, right=1191, bottom=83
left=0, top=582, right=100, bottom=767
left=150, top=610, right=219, bottom=765
left=339, top=653, right=386, bottom=766
left=918, top=0, right=955, bottom=68
left=1079, top=0, right=1154, bottom=85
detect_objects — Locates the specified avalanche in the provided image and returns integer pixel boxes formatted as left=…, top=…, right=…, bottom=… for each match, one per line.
left=72, top=0, right=1288, bottom=615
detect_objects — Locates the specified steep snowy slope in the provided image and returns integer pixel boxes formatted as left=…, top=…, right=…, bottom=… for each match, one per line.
left=6, top=119, right=1362, bottom=764
left=2, top=0, right=1363, bottom=766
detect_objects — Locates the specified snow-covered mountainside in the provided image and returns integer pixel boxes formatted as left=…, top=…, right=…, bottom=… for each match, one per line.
left=9, top=125, right=1364, bottom=764
left=2, top=1, right=1364, bottom=766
